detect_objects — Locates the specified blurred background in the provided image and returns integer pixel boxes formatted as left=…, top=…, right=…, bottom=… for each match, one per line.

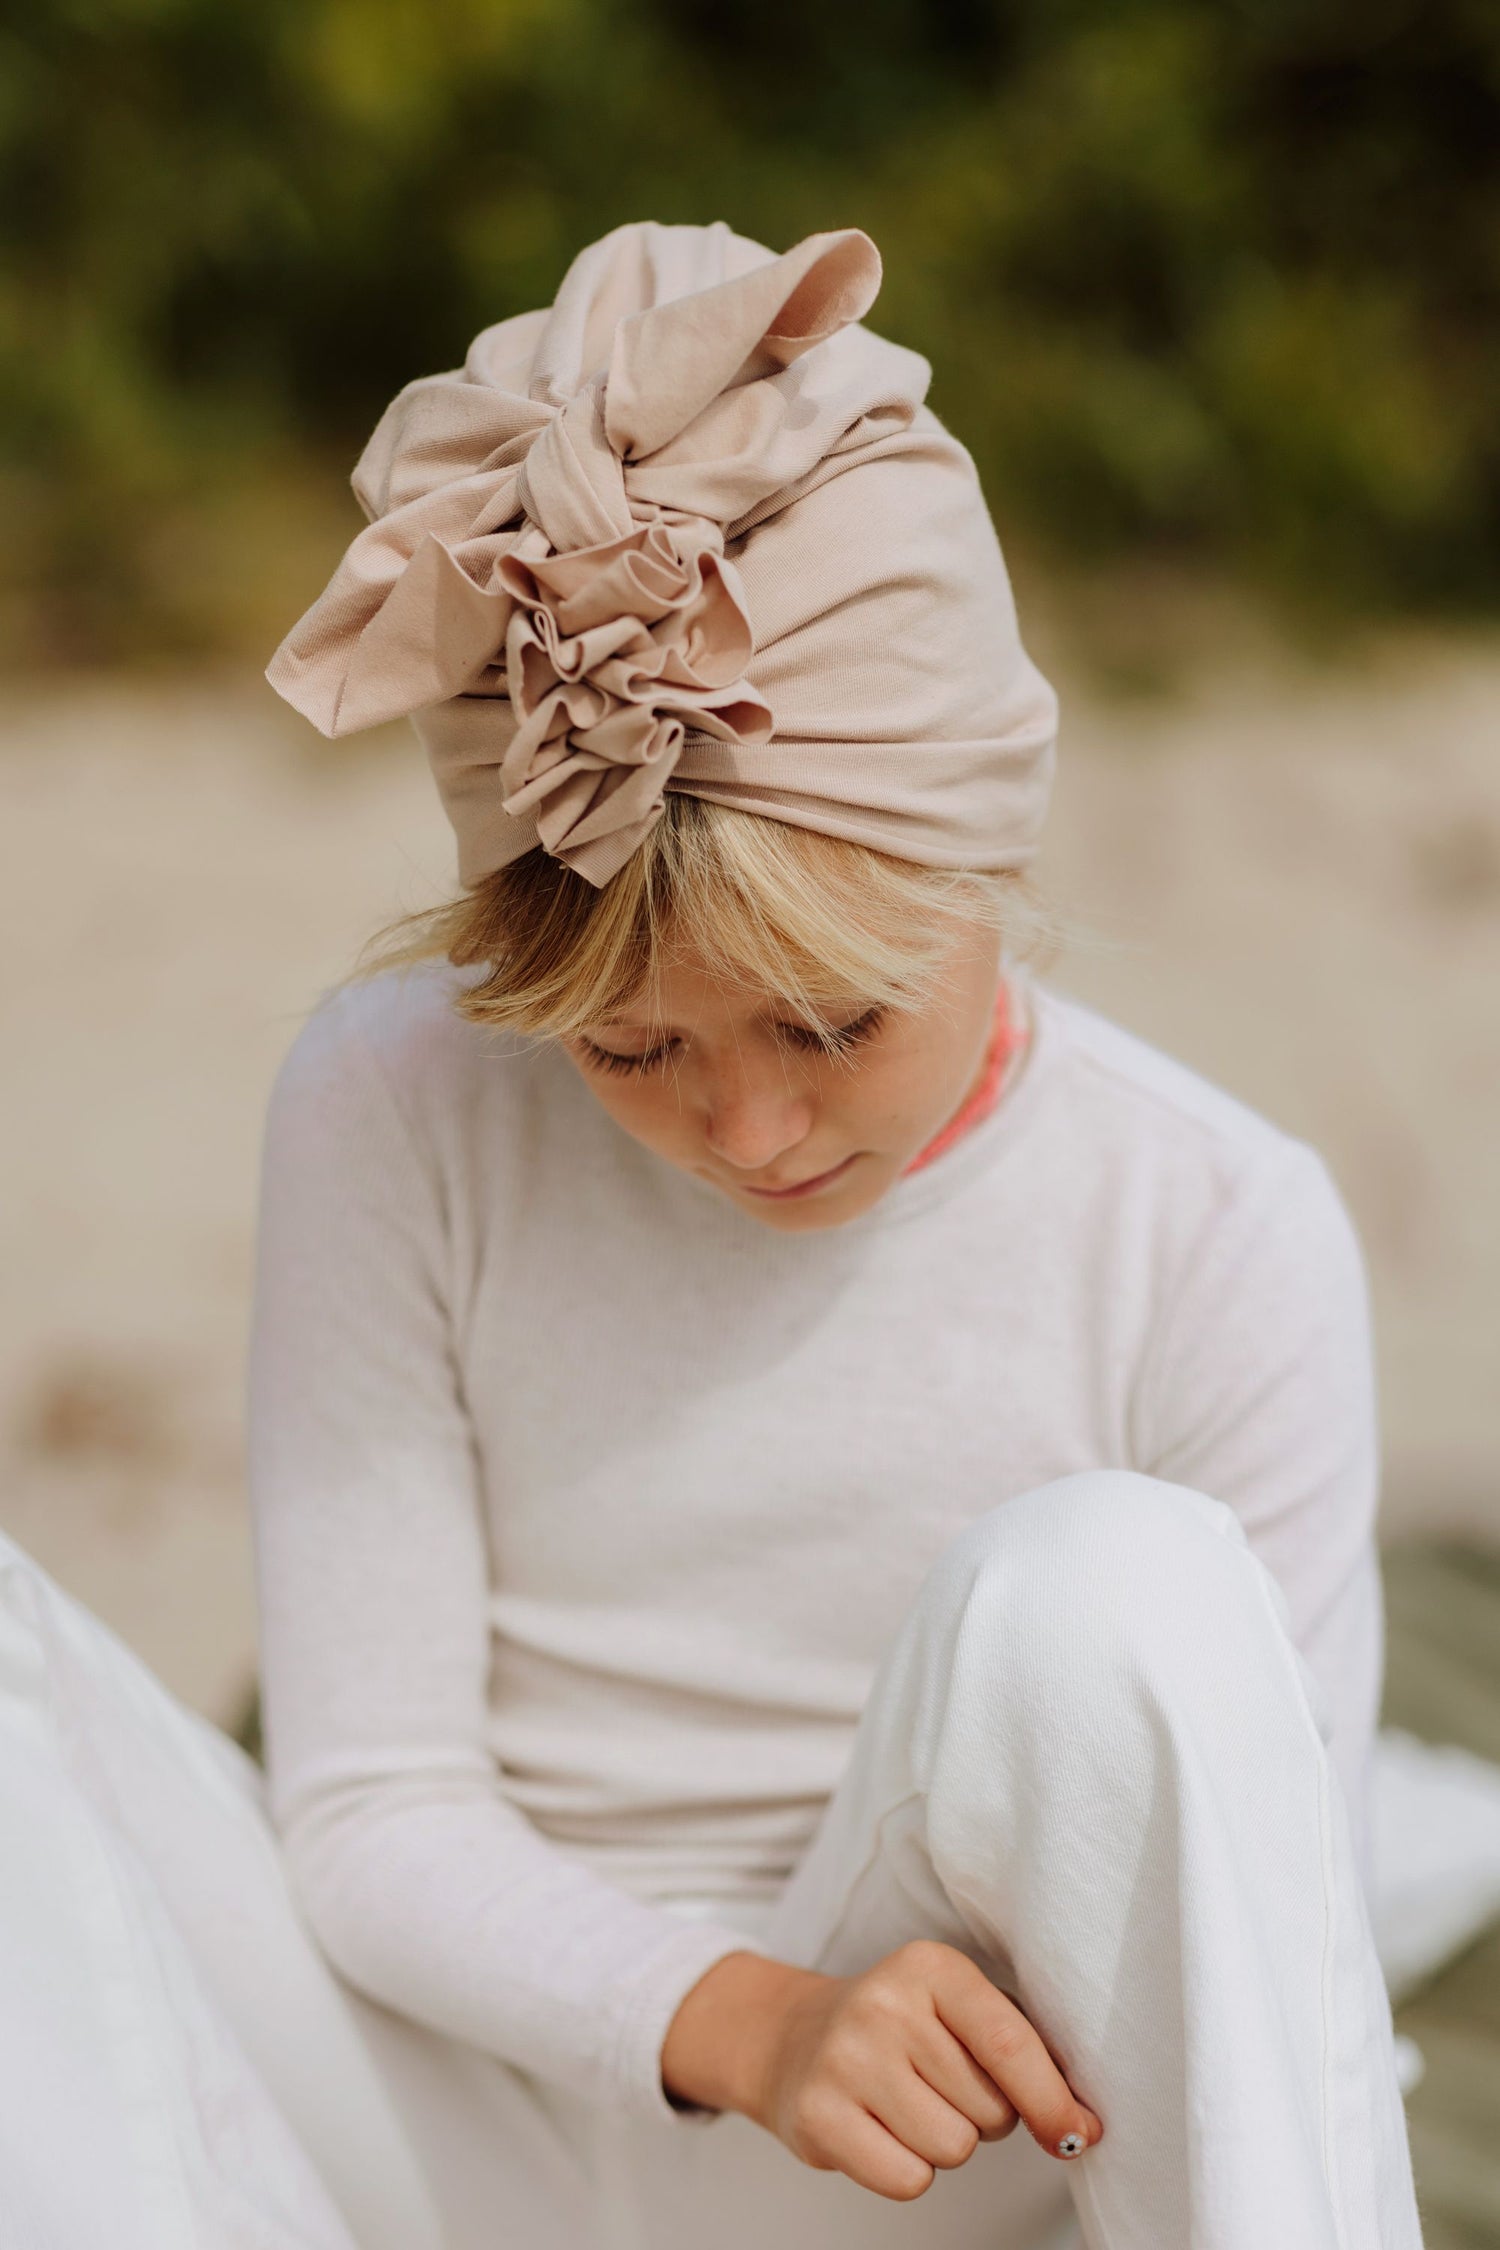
left=1, top=1, right=1498, bottom=2236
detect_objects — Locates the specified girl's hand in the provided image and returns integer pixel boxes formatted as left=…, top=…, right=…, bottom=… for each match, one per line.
left=661, top=1941, right=1103, bottom=2201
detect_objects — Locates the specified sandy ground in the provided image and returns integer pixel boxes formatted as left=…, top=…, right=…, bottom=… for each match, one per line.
left=2, top=633, right=1498, bottom=1725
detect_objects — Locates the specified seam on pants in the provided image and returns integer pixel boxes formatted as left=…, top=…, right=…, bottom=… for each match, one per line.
left=1239, top=1550, right=1351, bottom=2250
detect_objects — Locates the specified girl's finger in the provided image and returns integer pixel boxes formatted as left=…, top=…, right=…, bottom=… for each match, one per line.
left=822, top=2101, right=937, bottom=2202
left=910, top=2019, right=1019, bottom=2141
left=863, top=2063, right=982, bottom=2173
left=932, top=1957, right=1102, bottom=2161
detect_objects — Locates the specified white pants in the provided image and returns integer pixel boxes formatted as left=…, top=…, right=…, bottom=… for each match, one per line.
left=0, top=1473, right=1424, bottom=2250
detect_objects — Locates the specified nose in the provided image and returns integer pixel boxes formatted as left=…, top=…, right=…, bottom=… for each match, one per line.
left=701, top=1052, right=816, bottom=1174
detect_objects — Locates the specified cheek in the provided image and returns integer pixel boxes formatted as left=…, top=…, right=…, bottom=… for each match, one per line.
left=820, top=1046, right=930, bottom=1141
left=848, top=1017, right=980, bottom=1137
left=581, top=1069, right=693, bottom=1151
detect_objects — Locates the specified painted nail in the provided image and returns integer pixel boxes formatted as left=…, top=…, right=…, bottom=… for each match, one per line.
left=1056, top=2132, right=1086, bottom=2158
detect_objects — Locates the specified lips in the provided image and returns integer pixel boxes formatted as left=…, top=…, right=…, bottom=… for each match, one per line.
left=740, top=1153, right=860, bottom=1201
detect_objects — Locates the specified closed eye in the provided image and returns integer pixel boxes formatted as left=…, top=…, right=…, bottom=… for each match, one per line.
left=577, top=1036, right=681, bottom=1077
left=777, top=1005, right=888, bottom=1059
left=576, top=1005, right=889, bottom=1077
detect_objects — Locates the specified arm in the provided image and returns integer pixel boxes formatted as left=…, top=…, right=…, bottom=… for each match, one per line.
left=1133, top=1138, right=1384, bottom=1890
left=247, top=989, right=752, bottom=2121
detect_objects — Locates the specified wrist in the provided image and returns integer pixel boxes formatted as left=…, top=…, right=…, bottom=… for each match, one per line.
left=661, top=1949, right=823, bottom=2119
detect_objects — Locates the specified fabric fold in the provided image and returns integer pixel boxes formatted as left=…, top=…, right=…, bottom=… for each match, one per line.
left=266, top=217, right=1057, bottom=886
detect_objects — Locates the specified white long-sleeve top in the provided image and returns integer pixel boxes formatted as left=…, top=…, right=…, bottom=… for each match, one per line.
left=247, top=961, right=1384, bottom=2122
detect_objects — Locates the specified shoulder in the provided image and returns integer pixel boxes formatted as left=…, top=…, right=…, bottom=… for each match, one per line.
left=263, top=961, right=537, bottom=1164
left=1025, top=984, right=1365, bottom=1293
left=1020, top=997, right=1374, bottom=1453
left=1033, top=986, right=1336, bottom=1202
left=273, top=959, right=498, bottom=1082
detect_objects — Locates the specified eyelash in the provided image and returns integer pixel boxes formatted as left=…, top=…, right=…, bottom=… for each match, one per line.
left=579, top=1006, right=889, bottom=1078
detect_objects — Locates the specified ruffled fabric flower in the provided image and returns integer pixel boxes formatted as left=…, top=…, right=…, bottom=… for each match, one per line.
left=494, top=517, right=771, bottom=879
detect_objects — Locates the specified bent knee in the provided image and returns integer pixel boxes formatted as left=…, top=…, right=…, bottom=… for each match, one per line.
left=918, top=1471, right=1274, bottom=1695
left=945, top=1470, right=1243, bottom=1581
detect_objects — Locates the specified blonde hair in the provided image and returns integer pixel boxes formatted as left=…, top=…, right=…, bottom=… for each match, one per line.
left=358, top=794, right=1053, bottom=1040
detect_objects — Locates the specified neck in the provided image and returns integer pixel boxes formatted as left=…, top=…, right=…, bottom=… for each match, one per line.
left=901, top=976, right=1027, bottom=1180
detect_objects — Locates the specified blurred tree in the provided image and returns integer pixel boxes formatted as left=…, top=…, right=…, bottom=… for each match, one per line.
left=0, top=0, right=1495, bottom=661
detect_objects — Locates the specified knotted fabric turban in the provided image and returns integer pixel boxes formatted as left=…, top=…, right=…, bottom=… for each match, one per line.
left=265, top=220, right=1058, bottom=888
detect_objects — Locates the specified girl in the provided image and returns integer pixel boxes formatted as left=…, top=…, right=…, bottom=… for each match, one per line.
left=1, top=221, right=1424, bottom=2250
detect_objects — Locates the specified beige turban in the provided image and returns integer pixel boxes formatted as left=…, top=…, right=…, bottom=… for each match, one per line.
left=265, top=220, right=1058, bottom=888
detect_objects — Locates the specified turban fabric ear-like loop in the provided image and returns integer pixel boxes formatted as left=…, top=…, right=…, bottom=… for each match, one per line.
left=265, top=219, right=1058, bottom=888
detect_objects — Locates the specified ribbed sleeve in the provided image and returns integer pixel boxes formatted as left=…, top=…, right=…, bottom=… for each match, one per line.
left=246, top=989, right=755, bottom=2120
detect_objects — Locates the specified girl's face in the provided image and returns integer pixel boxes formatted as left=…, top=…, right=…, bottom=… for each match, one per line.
left=561, top=920, right=1004, bottom=1232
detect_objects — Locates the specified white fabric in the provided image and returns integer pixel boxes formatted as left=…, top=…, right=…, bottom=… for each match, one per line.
left=753, top=1473, right=1423, bottom=2247
left=1371, top=1727, right=1500, bottom=2005
left=0, top=1554, right=372, bottom=2250
left=248, top=962, right=1389, bottom=2125
left=0, top=1480, right=1429, bottom=2248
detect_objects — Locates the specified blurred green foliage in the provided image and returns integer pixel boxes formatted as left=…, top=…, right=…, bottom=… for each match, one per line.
left=0, top=0, right=1496, bottom=663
